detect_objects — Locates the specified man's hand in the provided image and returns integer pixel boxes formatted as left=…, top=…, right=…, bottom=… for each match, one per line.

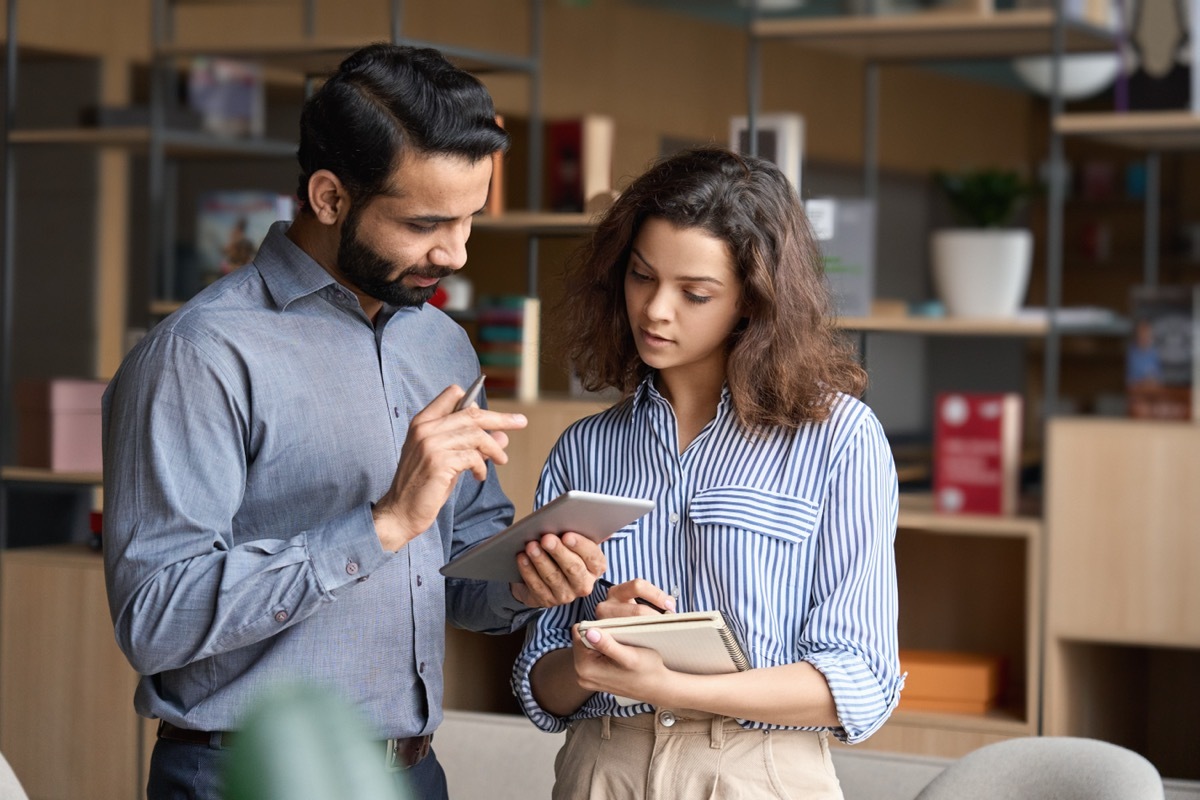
left=510, top=532, right=606, bottom=608
left=372, top=385, right=527, bottom=551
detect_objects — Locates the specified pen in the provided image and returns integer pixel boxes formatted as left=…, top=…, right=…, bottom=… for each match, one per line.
left=454, top=374, right=487, bottom=412
left=596, top=578, right=668, bottom=614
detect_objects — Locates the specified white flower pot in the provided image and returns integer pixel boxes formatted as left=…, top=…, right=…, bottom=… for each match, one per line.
left=931, top=228, right=1033, bottom=318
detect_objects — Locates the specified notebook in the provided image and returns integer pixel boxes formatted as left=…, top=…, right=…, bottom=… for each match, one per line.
left=577, top=610, right=750, bottom=706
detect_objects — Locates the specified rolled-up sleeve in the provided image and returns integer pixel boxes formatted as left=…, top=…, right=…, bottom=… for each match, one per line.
left=800, top=413, right=903, bottom=744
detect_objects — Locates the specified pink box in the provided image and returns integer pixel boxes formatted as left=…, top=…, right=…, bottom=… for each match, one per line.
left=16, top=378, right=108, bottom=472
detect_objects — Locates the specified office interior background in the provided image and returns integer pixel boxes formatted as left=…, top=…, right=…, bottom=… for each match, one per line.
left=0, top=0, right=1198, bottom=797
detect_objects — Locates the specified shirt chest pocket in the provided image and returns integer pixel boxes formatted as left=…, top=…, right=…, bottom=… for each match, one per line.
left=688, top=486, right=820, bottom=545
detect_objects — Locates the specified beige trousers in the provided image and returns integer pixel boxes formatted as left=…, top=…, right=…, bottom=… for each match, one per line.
left=552, top=709, right=844, bottom=800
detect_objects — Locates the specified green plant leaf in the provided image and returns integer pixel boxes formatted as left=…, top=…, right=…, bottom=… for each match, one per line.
left=935, top=168, right=1036, bottom=228
left=224, top=683, right=412, bottom=800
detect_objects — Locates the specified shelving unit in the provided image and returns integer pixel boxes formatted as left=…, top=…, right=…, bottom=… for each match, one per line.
left=1044, top=418, right=1200, bottom=781
left=1041, top=89, right=1200, bottom=779
left=0, top=3, right=574, bottom=797
left=742, top=5, right=1119, bottom=758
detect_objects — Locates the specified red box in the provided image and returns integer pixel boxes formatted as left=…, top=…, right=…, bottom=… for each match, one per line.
left=933, top=392, right=1022, bottom=516
left=16, top=378, right=108, bottom=472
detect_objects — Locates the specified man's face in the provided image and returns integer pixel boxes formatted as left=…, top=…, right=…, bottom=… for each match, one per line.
left=334, top=151, right=493, bottom=308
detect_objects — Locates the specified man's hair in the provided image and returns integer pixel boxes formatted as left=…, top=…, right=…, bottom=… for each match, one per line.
left=295, top=43, right=509, bottom=210
left=555, top=146, right=866, bottom=430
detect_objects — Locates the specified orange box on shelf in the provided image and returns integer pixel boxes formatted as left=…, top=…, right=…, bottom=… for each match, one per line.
left=16, top=378, right=108, bottom=473
left=898, top=648, right=1004, bottom=715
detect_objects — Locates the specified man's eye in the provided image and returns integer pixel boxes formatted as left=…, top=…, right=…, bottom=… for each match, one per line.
left=408, top=222, right=437, bottom=234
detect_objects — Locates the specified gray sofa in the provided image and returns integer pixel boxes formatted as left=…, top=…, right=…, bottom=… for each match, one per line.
left=434, top=710, right=1200, bottom=799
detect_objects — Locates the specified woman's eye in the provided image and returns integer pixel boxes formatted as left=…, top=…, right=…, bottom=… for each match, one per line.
left=629, top=269, right=652, bottom=282
left=684, top=292, right=712, bottom=305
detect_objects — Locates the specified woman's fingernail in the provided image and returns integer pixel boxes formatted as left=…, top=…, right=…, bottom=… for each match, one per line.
left=586, top=628, right=602, bottom=644
left=665, top=597, right=676, bottom=611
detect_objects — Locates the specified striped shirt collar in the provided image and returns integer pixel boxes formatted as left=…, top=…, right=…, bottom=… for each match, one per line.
left=630, top=371, right=736, bottom=421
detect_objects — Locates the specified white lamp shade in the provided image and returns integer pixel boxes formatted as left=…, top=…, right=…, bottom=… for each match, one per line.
left=1012, top=53, right=1122, bottom=101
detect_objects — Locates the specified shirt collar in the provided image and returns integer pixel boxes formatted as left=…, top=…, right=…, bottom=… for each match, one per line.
left=255, top=221, right=344, bottom=311
left=630, top=371, right=735, bottom=421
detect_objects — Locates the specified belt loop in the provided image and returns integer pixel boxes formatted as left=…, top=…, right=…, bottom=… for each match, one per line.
left=600, top=716, right=612, bottom=741
left=709, top=715, right=725, bottom=750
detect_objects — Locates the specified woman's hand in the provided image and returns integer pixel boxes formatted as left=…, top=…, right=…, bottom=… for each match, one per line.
left=595, top=578, right=675, bottom=619
left=570, top=623, right=673, bottom=707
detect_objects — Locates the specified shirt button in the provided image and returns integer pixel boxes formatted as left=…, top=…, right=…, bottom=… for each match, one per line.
left=669, top=512, right=680, bottom=524
left=416, top=575, right=423, bottom=587
left=419, top=662, right=426, bottom=674
left=274, top=611, right=288, bottom=623
left=346, top=561, right=359, bottom=575
left=393, top=406, right=399, bottom=418
left=658, top=710, right=676, bottom=728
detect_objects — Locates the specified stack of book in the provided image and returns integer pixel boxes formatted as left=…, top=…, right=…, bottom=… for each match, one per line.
left=475, top=295, right=540, bottom=401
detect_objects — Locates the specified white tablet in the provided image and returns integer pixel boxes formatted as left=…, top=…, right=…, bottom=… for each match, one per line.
left=440, top=490, right=655, bottom=583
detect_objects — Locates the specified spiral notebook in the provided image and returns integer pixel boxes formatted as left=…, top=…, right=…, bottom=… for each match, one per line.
left=578, top=610, right=749, bottom=706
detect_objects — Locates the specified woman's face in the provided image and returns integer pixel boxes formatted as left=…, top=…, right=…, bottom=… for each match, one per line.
left=624, top=217, right=745, bottom=382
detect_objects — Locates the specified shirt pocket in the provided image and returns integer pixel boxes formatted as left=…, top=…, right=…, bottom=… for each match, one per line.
left=689, top=485, right=819, bottom=545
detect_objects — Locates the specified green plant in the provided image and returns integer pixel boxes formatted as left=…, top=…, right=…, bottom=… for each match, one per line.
left=935, top=169, right=1037, bottom=228
left=224, top=682, right=411, bottom=800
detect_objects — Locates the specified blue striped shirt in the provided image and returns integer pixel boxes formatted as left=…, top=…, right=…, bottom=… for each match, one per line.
left=512, top=375, right=902, bottom=744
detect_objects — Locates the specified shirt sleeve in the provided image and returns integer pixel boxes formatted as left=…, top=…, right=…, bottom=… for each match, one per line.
left=443, top=453, right=540, bottom=635
left=799, top=410, right=904, bottom=744
left=510, top=444, right=583, bottom=732
left=102, top=331, right=390, bottom=676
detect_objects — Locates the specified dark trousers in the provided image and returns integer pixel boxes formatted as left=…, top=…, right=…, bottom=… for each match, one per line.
left=147, top=736, right=449, bottom=800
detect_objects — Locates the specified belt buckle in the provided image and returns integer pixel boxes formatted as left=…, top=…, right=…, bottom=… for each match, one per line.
left=385, top=738, right=403, bottom=771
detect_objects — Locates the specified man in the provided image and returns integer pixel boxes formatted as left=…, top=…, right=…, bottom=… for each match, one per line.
left=102, top=43, right=605, bottom=800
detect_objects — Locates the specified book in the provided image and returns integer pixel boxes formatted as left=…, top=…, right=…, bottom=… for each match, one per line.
left=187, top=57, right=265, bottom=138
left=486, top=114, right=506, bottom=216
left=932, top=392, right=1023, bottom=516
left=1126, top=285, right=1195, bottom=421
left=578, top=610, right=750, bottom=707
left=729, top=112, right=804, bottom=195
left=475, top=295, right=540, bottom=401
left=195, top=191, right=295, bottom=286
left=804, top=197, right=876, bottom=318
left=544, top=114, right=615, bottom=213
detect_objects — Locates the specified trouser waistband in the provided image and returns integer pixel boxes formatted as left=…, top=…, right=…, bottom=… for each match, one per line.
left=156, top=720, right=433, bottom=769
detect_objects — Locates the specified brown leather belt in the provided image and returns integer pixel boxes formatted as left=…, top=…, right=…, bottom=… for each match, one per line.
left=157, top=720, right=432, bottom=769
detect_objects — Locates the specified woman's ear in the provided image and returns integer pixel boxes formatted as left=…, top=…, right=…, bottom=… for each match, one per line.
left=307, top=169, right=348, bottom=226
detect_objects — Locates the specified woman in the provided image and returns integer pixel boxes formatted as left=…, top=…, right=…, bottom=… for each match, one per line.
left=512, top=146, right=902, bottom=799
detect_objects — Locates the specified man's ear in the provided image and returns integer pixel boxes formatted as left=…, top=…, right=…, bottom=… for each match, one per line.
left=307, top=169, right=348, bottom=226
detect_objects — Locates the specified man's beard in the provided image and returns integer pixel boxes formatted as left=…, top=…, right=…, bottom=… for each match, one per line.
left=337, top=207, right=452, bottom=308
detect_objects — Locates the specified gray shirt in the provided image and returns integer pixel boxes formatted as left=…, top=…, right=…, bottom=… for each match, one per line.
left=102, top=222, right=528, bottom=738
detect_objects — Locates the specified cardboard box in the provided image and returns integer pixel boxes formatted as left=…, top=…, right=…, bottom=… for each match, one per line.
left=16, top=378, right=108, bottom=472
left=898, top=649, right=1004, bottom=715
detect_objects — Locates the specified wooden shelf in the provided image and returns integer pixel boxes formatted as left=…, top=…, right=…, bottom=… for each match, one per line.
left=837, top=313, right=1128, bottom=337
left=898, top=493, right=1042, bottom=540
left=157, top=38, right=536, bottom=77
left=751, top=9, right=1115, bottom=62
left=473, top=211, right=597, bottom=236
left=1055, top=110, right=1200, bottom=151
left=9, top=127, right=296, bottom=158
left=1, top=466, right=103, bottom=485
left=889, top=706, right=1033, bottom=735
